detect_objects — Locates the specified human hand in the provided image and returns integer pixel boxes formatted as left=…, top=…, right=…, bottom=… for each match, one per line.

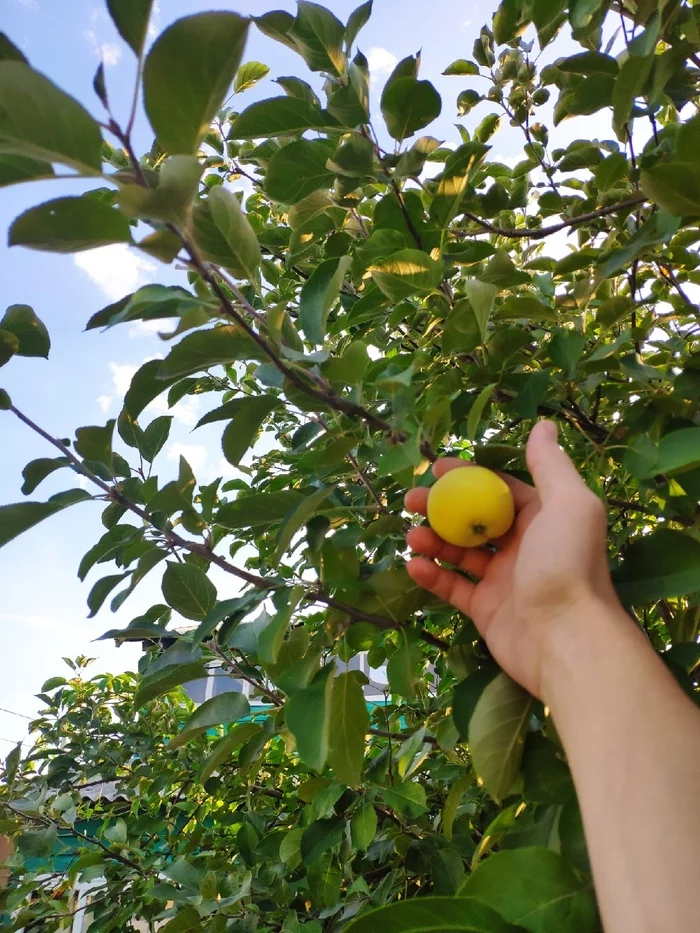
left=404, top=420, right=622, bottom=699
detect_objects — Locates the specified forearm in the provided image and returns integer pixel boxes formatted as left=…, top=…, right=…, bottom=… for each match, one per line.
left=543, top=598, right=700, bottom=933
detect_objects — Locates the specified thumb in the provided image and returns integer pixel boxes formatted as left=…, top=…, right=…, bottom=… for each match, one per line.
left=526, top=420, right=583, bottom=500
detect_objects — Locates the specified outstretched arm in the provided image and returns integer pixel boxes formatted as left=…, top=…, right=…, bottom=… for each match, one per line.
left=405, top=421, right=700, bottom=933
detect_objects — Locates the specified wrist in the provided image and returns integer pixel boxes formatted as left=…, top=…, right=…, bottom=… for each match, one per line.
left=538, top=591, right=639, bottom=711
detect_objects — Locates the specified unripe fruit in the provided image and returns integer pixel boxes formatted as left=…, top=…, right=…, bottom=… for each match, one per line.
left=427, top=466, right=515, bottom=548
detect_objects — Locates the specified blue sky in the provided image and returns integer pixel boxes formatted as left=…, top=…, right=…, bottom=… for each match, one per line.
left=0, top=0, right=590, bottom=748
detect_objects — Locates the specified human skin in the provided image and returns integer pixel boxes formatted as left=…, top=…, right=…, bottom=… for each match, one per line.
left=404, top=420, right=700, bottom=933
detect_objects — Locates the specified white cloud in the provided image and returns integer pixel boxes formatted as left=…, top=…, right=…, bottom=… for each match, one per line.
left=100, top=42, right=122, bottom=67
left=97, top=395, right=113, bottom=413
left=74, top=244, right=157, bottom=302
left=167, top=443, right=208, bottom=475
left=109, top=361, right=140, bottom=396
left=366, top=47, right=398, bottom=82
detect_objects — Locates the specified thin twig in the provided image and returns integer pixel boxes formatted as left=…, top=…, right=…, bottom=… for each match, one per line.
left=369, top=727, right=437, bottom=746
left=8, top=405, right=449, bottom=652
left=459, top=194, right=646, bottom=241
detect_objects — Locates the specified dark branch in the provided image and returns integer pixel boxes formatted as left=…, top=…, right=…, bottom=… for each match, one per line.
left=459, top=194, right=646, bottom=241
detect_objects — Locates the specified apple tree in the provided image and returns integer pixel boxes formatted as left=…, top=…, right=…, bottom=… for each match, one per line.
left=1, top=0, right=700, bottom=930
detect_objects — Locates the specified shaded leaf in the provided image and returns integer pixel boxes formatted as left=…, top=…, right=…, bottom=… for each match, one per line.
left=612, top=528, right=700, bottom=604
left=162, top=562, right=218, bottom=620
left=0, top=61, right=102, bottom=172
left=285, top=664, right=334, bottom=771
left=106, top=0, right=153, bottom=56
left=0, top=305, right=49, bottom=358
left=459, top=847, right=598, bottom=933
left=134, top=660, right=207, bottom=707
left=300, top=256, right=352, bottom=345
left=206, top=185, right=261, bottom=282
left=0, top=490, right=91, bottom=549
left=158, top=324, right=264, bottom=380
left=327, top=671, right=369, bottom=786
left=9, top=196, right=132, bottom=252
left=469, top=672, right=532, bottom=803
left=350, top=800, right=377, bottom=851
left=144, top=13, right=249, bottom=154
left=169, top=691, right=251, bottom=750
left=344, top=897, right=514, bottom=932
left=230, top=96, right=325, bottom=137
left=288, top=1, right=345, bottom=76
left=381, top=77, right=442, bottom=141
left=222, top=396, right=278, bottom=467
left=264, top=138, right=335, bottom=204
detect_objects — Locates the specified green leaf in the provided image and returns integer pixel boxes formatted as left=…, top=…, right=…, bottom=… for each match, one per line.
left=272, top=485, right=336, bottom=566
left=612, top=53, right=653, bottom=140
left=158, top=324, right=263, bottom=380
left=0, top=490, right=91, bottom=549
left=0, top=387, right=11, bottom=408
left=288, top=1, right=345, bottom=76
left=345, top=1, right=373, bottom=51
left=0, top=32, right=27, bottom=63
left=370, top=249, right=442, bottom=301
left=0, top=62, right=102, bottom=172
left=300, top=256, right=352, bottom=345
left=9, top=196, right=132, bottom=252
left=452, top=668, right=499, bottom=741
left=350, top=800, right=377, bottom=851
left=159, top=907, right=204, bottom=933
left=141, top=415, right=172, bottom=463
left=264, top=138, right=335, bottom=204
left=387, top=636, right=421, bottom=699
left=327, top=671, right=369, bottom=786
left=276, top=75, right=321, bottom=108
left=75, top=420, right=114, bottom=468
left=222, top=396, right=278, bottom=468
left=0, top=153, right=54, bottom=188
left=206, top=185, right=261, bottom=282
left=460, top=848, right=598, bottom=933
left=286, top=664, right=334, bottom=771
left=118, top=155, right=202, bottom=225
left=379, top=782, right=427, bottom=819
left=463, top=280, right=497, bottom=341
left=467, top=383, right=496, bottom=441
left=230, top=96, right=325, bottom=137
left=344, top=897, right=514, bottom=932
left=106, top=0, right=153, bottom=56
left=381, top=77, right=442, bottom=141
left=217, top=489, right=306, bottom=529
left=0, top=305, right=49, bottom=358
left=169, top=691, right=251, bottom=750
left=234, top=60, right=270, bottom=94
left=307, top=852, right=341, bottom=909
left=199, top=722, right=260, bottom=783
left=20, top=457, right=70, bottom=495
left=162, top=562, right=218, bottom=621
left=652, top=427, right=700, bottom=475
left=494, top=296, right=556, bottom=322
left=442, top=773, right=471, bottom=842
left=469, top=672, right=532, bottom=803
left=87, top=573, right=130, bottom=618
left=301, top=817, right=344, bottom=865
left=123, top=359, right=182, bottom=419
left=134, top=660, right=207, bottom=707
left=612, top=528, right=700, bottom=604
left=144, top=12, right=249, bottom=154
left=513, top=371, right=550, bottom=420
left=443, top=59, right=479, bottom=76
left=17, top=824, right=58, bottom=859
left=255, top=11, right=297, bottom=50
left=641, top=162, right=700, bottom=216
left=328, top=132, right=374, bottom=177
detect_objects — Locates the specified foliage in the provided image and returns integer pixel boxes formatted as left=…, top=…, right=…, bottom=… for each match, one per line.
left=2, top=0, right=700, bottom=930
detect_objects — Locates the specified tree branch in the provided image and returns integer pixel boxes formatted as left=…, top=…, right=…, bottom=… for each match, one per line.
left=369, top=727, right=438, bottom=746
left=459, top=194, right=646, bottom=241
left=8, top=404, right=449, bottom=653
